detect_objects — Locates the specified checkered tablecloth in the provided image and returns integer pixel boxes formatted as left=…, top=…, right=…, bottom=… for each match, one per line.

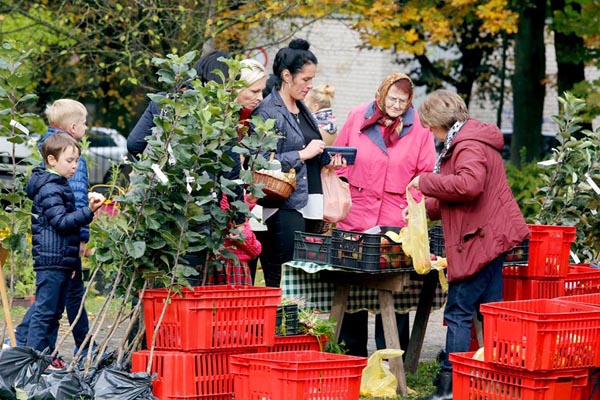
left=282, top=261, right=447, bottom=313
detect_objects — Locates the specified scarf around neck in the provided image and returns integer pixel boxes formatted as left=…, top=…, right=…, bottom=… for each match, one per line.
left=433, top=120, right=467, bottom=174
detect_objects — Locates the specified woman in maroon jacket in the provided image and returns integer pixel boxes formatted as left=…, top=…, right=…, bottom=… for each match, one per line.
left=406, top=90, right=529, bottom=400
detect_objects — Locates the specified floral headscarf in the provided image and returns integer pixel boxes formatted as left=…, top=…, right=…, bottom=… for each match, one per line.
left=360, top=73, right=414, bottom=147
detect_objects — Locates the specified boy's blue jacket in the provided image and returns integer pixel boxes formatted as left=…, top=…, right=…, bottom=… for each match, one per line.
left=26, top=167, right=94, bottom=271
left=38, top=128, right=90, bottom=242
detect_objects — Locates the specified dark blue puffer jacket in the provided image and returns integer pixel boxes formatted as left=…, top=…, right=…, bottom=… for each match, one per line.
left=26, top=167, right=94, bottom=271
left=38, top=128, right=90, bottom=242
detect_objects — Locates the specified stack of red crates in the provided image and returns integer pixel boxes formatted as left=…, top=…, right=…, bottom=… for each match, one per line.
left=557, top=292, right=600, bottom=398
left=451, top=225, right=600, bottom=399
left=502, top=224, right=576, bottom=301
left=452, top=298, right=600, bottom=399
left=130, top=285, right=281, bottom=399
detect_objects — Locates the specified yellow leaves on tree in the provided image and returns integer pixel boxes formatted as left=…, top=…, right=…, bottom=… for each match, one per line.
left=339, top=0, right=517, bottom=54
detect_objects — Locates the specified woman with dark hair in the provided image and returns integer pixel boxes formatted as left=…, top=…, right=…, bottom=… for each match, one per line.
left=332, top=73, right=437, bottom=357
left=251, top=38, right=326, bottom=288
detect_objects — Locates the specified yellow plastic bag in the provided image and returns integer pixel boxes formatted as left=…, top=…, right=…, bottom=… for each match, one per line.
left=360, top=349, right=405, bottom=398
left=401, top=190, right=431, bottom=274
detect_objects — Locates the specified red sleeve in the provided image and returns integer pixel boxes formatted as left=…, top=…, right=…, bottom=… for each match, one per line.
left=236, top=223, right=262, bottom=258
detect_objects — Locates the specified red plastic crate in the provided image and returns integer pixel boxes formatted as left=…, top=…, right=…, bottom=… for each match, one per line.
left=518, top=225, right=576, bottom=278
left=260, top=334, right=326, bottom=353
left=451, top=352, right=588, bottom=400
left=564, top=264, right=600, bottom=296
left=131, top=348, right=259, bottom=399
left=557, top=292, right=600, bottom=307
left=142, top=285, right=281, bottom=351
left=481, top=299, right=600, bottom=370
left=503, top=275, right=565, bottom=301
left=230, top=350, right=367, bottom=400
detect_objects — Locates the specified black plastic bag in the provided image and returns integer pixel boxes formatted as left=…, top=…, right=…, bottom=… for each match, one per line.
left=82, top=350, right=117, bottom=389
left=27, top=369, right=94, bottom=400
left=92, top=368, right=156, bottom=400
left=0, top=346, right=52, bottom=399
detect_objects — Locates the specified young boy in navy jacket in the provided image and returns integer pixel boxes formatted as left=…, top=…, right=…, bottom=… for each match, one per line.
left=17, top=133, right=104, bottom=367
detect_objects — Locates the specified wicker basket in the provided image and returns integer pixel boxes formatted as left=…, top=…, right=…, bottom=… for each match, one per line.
left=253, top=170, right=295, bottom=201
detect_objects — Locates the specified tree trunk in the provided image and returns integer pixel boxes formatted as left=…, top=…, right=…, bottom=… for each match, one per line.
left=511, top=0, right=546, bottom=165
left=550, top=0, right=592, bottom=134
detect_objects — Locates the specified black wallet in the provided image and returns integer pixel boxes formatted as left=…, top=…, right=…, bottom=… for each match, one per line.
left=321, top=146, right=357, bottom=165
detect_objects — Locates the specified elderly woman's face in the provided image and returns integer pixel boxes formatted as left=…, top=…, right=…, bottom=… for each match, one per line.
left=236, top=77, right=267, bottom=111
left=383, top=85, right=410, bottom=118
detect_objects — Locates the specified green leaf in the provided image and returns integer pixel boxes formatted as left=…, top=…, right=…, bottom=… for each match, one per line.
left=125, top=240, right=146, bottom=259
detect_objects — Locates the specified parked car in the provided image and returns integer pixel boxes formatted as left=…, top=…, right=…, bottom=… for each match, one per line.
left=0, top=127, right=129, bottom=187
left=85, top=127, right=129, bottom=184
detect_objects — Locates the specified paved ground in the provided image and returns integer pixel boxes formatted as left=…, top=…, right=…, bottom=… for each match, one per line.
left=366, top=308, right=446, bottom=361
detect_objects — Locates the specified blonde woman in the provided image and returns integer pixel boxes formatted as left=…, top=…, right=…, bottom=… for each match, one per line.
left=305, top=83, right=338, bottom=145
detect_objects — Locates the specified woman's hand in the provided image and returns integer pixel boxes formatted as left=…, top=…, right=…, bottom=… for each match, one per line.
left=328, top=153, right=347, bottom=170
left=407, top=176, right=420, bottom=190
left=299, top=139, right=325, bottom=161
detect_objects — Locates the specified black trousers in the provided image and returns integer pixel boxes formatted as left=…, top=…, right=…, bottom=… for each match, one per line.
left=261, top=209, right=321, bottom=288
left=339, top=310, right=410, bottom=358
left=247, top=230, right=269, bottom=284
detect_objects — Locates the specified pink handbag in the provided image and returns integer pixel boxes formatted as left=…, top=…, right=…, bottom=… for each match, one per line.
left=321, top=167, right=351, bottom=223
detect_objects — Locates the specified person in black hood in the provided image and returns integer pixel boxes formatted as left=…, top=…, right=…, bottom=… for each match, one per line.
left=127, top=51, right=231, bottom=157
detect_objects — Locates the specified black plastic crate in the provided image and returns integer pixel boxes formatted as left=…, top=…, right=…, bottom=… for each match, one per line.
left=275, top=304, right=298, bottom=336
left=330, top=227, right=412, bottom=272
left=504, top=239, right=529, bottom=266
left=293, top=231, right=331, bottom=264
left=428, top=225, right=446, bottom=257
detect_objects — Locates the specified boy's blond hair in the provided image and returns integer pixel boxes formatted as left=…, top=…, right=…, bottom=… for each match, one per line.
left=45, top=99, right=87, bottom=130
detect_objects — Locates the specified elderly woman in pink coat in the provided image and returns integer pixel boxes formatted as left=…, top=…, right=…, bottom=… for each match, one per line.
left=332, top=72, right=436, bottom=357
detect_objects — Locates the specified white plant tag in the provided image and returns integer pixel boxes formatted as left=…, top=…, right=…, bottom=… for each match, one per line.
left=570, top=250, right=581, bottom=264
left=151, top=163, right=169, bottom=184
left=585, top=173, right=600, bottom=195
left=167, top=144, right=176, bottom=165
left=10, top=119, right=29, bottom=135
left=537, top=159, right=558, bottom=167
left=184, top=170, right=194, bottom=193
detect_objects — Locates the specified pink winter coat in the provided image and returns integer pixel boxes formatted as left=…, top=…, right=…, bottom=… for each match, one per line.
left=420, top=119, right=529, bottom=282
left=334, top=102, right=436, bottom=231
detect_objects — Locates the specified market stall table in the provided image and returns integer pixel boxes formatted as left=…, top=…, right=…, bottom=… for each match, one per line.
left=282, top=261, right=447, bottom=395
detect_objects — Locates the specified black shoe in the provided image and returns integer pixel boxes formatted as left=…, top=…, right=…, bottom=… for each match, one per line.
left=436, top=349, right=447, bottom=363
left=417, top=371, right=452, bottom=400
